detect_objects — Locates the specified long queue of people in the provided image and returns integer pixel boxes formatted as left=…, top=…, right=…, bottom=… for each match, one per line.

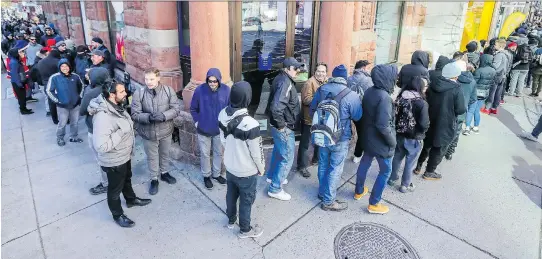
left=4, top=18, right=542, bottom=240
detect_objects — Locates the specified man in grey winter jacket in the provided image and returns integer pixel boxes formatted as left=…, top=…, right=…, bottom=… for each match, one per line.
left=487, top=39, right=509, bottom=114
left=80, top=67, right=110, bottom=195
left=89, top=82, right=151, bottom=228
left=131, top=68, right=181, bottom=195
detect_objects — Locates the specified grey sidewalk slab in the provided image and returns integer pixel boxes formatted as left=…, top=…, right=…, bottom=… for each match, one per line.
left=263, top=183, right=494, bottom=259
left=39, top=176, right=262, bottom=259
left=1, top=231, right=44, bottom=259
left=1, top=165, right=38, bottom=243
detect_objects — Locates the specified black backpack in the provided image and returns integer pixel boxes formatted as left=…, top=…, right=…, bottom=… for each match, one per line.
left=395, top=96, right=420, bottom=136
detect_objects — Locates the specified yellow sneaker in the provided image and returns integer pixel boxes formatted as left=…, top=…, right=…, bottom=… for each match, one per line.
left=368, top=203, right=389, bottom=214
left=353, top=187, right=368, bottom=200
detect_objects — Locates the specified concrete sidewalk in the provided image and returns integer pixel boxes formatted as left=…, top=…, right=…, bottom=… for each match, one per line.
left=1, top=74, right=541, bottom=259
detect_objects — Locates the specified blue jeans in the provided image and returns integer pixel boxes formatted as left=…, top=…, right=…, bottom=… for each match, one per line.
left=355, top=153, right=393, bottom=205
left=466, top=100, right=484, bottom=128
left=390, top=137, right=422, bottom=187
left=317, top=140, right=349, bottom=205
left=267, top=127, right=295, bottom=194
left=532, top=114, right=542, bottom=138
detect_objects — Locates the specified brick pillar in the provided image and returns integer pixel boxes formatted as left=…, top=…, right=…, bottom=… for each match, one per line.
left=397, top=2, right=427, bottom=65
left=66, top=1, right=85, bottom=46
left=181, top=2, right=231, bottom=111
left=317, top=2, right=355, bottom=75
left=123, top=1, right=181, bottom=90
left=84, top=2, right=111, bottom=51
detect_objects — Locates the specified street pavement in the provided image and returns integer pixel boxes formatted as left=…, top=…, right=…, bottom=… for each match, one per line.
left=1, top=74, right=541, bottom=259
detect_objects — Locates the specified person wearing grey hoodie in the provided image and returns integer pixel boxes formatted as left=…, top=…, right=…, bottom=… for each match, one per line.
left=89, top=81, right=151, bottom=228
left=80, top=67, right=110, bottom=195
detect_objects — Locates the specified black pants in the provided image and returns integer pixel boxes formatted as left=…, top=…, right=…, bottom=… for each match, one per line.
left=11, top=83, right=27, bottom=111
left=445, top=119, right=464, bottom=156
left=297, top=123, right=319, bottom=170
left=416, top=139, right=448, bottom=173
left=48, top=98, right=59, bottom=124
left=101, top=160, right=137, bottom=218
left=353, top=118, right=364, bottom=157
left=226, top=171, right=257, bottom=233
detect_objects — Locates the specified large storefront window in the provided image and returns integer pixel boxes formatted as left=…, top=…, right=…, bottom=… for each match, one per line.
left=241, top=1, right=287, bottom=108
left=107, top=2, right=125, bottom=64
left=374, top=2, right=404, bottom=64
left=177, top=1, right=191, bottom=88
left=293, top=0, right=313, bottom=82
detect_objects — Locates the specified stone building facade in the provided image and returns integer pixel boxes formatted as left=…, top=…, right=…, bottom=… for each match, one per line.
left=38, top=1, right=466, bottom=164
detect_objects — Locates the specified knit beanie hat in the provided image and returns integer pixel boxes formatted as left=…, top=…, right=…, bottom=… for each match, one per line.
left=442, top=62, right=461, bottom=79
left=91, top=37, right=103, bottom=45
left=332, top=64, right=348, bottom=80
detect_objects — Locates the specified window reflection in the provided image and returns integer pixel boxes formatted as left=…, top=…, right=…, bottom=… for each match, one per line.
left=294, top=0, right=313, bottom=82
left=374, top=2, right=404, bottom=64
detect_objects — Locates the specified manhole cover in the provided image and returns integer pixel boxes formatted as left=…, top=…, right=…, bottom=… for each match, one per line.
left=334, top=222, right=420, bottom=259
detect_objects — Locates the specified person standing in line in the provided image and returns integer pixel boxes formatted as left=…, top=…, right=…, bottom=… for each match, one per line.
left=25, top=35, right=42, bottom=98
left=46, top=58, right=84, bottom=146
left=74, top=45, right=91, bottom=83
left=190, top=68, right=231, bottom=190
left=483, top=39, right=509, bottom=115
left=89, top=80, right=152, bottom=228
left=508, top=42, right=533, bottom=97
left=353, top=64, right=397, bottom=214
left=90, top=37, right=114, bottom=76
left=218, top=81, right=265, bottom=239
left=501, top=42, right=517, bottom=103
left=37, top=48, right=61, bottom=121
left=444, top=60, right=476, bottom=161
left=429, top=56, right=451, bottom=84
left=520, top=114, right=542, bottom=142
left=8, top=48, right=33, bottom=114
left=464, top=54, right=496, bottom=135
left=90, top=49, right=109, bottom=70
left=80, top=67, right=110, bottom=195
left=387, top=76, right=429, bottom=193
left=414, top=62, right=466, bottom=180
left=347, top=60, right=373, bottom=163
left=39, top=26, right=56, bottom=46
left=397, top=50, right=431, bottom=89
left=297, top=62, right=327, bottom=178
left=531, top=46, right=542, bottom=97
left=131, top=68, right=180, bottom=195
left=466, top=41, right=480, bottom=69
left=265, top=57, right=302, bottom=201
left=310, top=65, right=362, bottom=211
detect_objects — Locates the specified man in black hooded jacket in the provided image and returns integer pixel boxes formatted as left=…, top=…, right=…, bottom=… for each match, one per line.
left=80, top=67, right=110, bottom=195
left=398, top=50, right=430, bottom=88
left=415, top=62, right=466, bottom=180
left=37, top=49, right=62, bottom=123
left=429, top=56, right=451, bottom=84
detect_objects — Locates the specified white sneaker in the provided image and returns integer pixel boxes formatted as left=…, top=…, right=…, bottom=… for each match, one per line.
left=353, top=156, right=362, bottom=163
left=266, top=178, right=288, bottom=185
left=268, top=190, right=291, bottom=201
left=472, top=127, right=479, bottom=134
left=520, top=131, right=538, bottom=142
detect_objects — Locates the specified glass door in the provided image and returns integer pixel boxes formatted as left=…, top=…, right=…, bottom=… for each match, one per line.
left=231, top=1, right=317, bottom=140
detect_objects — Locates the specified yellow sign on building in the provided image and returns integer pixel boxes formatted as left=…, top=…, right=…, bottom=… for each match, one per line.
left=460, top=1, right=495, bottom=51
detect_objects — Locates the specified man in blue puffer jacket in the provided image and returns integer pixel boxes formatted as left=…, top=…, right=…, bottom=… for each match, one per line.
left=46, top=58, right=84, bottom=146
left=190, top=68, right=231, bottom=190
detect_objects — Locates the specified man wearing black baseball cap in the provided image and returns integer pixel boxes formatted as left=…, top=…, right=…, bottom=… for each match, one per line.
left=265, top=57, right=302, bottom=201
left=90, top=37, right=113, bottom=76
left=91, top=49, right=109, bottom=70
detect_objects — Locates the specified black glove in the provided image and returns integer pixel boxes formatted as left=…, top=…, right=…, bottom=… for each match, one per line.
left=150, top=112, right=166, bottom=122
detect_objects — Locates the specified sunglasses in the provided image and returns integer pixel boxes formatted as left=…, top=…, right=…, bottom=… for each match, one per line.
left=59, top=44, right=66, bottom=47
left=208, top=80, right=218, bottom=84
left=30, top=38, right=36, bottom=41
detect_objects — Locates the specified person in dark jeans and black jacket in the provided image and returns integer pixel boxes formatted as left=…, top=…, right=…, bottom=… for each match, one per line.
left=388, top=76, right=429, bottom=193
left=88, top=81, right=151, bottom=228
left=348, top=60, right=373, bottom=163
left=8, top=48, right=33, bottom=114
left=218, top=81, right=265, bottom=239
left=415, top=62, right=466, bottom=180
left=37, top=48, right=61, bottom=122
left=266, top=57, right=301, bottom=201
left=397, top=50, right=431, bottom=89
left=80, top=67, right=110, bottom=195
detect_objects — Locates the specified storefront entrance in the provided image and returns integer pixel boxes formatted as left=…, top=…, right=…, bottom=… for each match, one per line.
left=229, top=1, right=319, bottom=140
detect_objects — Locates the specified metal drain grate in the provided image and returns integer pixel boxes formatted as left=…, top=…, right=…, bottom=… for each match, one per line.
left=334, top=222, right=420, bottom=259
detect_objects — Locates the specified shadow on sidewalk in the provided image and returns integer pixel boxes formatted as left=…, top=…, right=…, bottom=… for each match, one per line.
left=511, top=156, right=542, bottom=208
left=496, top=108, right=542, bottom=161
